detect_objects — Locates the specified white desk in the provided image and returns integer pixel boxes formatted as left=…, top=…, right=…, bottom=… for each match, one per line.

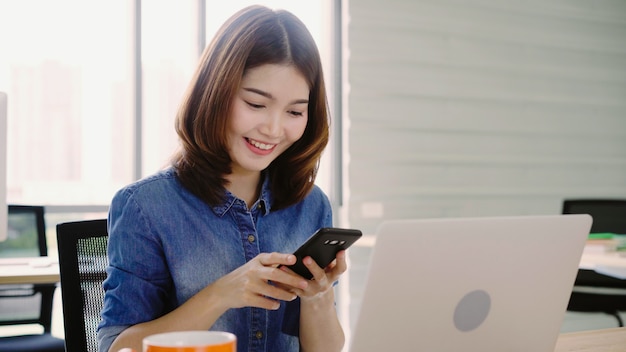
left=579, top=251, right=626, bottom=280
left=0, top=257, right=60, bottom=285
left=555, top=327, right=626, bottom=352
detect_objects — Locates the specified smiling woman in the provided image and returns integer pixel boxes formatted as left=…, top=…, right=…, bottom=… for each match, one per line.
left=143, top=0, right=332, bottom=194
left=0, top=1, right=341, bottom=348
left=98, top=5, right=344, bottom=352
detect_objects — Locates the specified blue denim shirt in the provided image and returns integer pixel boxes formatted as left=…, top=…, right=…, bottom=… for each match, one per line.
left=97, top=168, right=332, bottom=352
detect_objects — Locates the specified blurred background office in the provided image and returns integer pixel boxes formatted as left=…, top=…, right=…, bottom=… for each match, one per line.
left=1, top=0, right=625, bottom=344
left=344, top=0, right=626, bottom=335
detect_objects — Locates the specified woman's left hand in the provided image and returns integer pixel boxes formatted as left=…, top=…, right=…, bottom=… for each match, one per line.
left=279, top=250, right=347, bottom=299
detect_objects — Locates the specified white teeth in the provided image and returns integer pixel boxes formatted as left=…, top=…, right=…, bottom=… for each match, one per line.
left=248, top=138, right=274, bottom=150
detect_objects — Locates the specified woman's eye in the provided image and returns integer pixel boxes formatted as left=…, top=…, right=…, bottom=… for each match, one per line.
left=246, top=101, right=264, bottom=109
left=288, top=110, right=304, bottom=117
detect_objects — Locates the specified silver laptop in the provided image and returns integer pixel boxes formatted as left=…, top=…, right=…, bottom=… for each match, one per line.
left=349, top=214, right=592, bottom=352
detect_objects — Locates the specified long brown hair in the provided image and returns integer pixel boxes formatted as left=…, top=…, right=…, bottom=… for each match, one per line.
left=171, top=5, right=330, bottom=210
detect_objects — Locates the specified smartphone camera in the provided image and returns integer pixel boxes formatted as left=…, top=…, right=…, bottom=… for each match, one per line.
left=324, top=239, right=347, bottom=246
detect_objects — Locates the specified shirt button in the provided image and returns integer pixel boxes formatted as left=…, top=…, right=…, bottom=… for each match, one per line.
left=248, top=234, right=255, bottom=243
left=255, top=331, right=263, bottom=339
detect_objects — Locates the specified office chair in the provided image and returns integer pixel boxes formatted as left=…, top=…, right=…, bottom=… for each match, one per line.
left=562, top=199, right=626, bottom=327
left=0, top=205, right=66, bottom=352
left=56, top=219, right=108, bottom=352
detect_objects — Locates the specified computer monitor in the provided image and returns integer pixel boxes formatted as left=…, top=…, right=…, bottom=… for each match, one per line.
left=0, top=92, right=7, bottom=241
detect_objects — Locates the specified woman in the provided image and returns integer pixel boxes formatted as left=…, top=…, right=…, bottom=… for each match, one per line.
left=97, top=5, right=345, bottom=352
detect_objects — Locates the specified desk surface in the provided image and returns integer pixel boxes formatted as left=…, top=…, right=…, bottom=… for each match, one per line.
left=0, top=257, right=60, bottom=285
left=579, top=251, right=626, bottom=279
left=555, top=327, right=626, bottom=351
left=1, top=244, right=625, bottom=285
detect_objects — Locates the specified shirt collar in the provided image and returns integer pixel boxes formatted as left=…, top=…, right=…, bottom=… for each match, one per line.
left=210, top=172, right=272, bottom=217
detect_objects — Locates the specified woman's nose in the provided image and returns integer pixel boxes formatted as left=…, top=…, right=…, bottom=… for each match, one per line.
left=260, top=111, right=282, bottom=137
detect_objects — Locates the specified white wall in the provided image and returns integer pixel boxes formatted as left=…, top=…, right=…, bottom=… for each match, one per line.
left=345, top=0, right=626, bottom=235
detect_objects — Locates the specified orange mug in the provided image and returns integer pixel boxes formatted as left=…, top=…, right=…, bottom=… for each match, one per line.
left=142, top=331, right=236, bottom=352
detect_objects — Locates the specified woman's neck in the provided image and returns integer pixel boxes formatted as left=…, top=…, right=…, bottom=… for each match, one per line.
left=225, top=171, right=262, bottom=209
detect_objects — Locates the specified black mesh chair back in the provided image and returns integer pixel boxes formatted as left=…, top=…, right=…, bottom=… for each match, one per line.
left=0, top=205, right=65, bottom=351
left=561, top=199, right=626, bottom=327
left=56, top=219, right=108, bottom=352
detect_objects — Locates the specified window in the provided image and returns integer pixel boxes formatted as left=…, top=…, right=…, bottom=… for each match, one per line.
left=0, top=0, right=335, bottom=212
left=0, top=0, right=134, bottom=208
left=1, top=0, right=340, bottom=248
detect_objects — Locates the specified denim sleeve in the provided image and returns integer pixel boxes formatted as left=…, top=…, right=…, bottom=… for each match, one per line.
left=98, top=187, right=174, bottom=331
left=97, top=325, right=127, bottom=352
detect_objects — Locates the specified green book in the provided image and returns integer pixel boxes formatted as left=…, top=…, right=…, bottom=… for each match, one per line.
left=588, top=232, right=615, bottom=240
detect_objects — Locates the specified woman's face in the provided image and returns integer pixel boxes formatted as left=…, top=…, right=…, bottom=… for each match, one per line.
left=227, top=64, right=309, bottom=175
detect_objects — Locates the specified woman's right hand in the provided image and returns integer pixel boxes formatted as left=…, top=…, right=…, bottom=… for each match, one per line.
left=110, top=253, right=309, bottom=352
left=207, top=252, right=309, bottom=311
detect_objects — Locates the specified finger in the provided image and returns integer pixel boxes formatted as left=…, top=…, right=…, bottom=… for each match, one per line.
left=273, top=265, right=308, bottom=289
left=257, top=252, right=297, bottom=267
left=327, top=250, right=347, bottom=280
left=247, top=294, right=283, bottom=310
left=288, top=288, right=304, bottom=297
left=279, top=264, right=296, bottom=275
left=302, top=256, right=326, bottom=282
left=239, top=274, right=297, bottom=307
left=258, top=282, right=298, bottom=303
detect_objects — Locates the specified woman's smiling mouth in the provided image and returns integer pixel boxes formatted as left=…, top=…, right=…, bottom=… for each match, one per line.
left=246, top=137, right=276, bottom=151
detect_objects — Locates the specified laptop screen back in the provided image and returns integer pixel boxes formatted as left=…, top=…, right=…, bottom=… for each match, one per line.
left=349, top=214, right=591, bottom=352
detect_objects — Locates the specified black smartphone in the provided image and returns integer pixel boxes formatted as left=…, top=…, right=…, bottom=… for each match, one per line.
left=285, top=227, right=362, bottom=280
